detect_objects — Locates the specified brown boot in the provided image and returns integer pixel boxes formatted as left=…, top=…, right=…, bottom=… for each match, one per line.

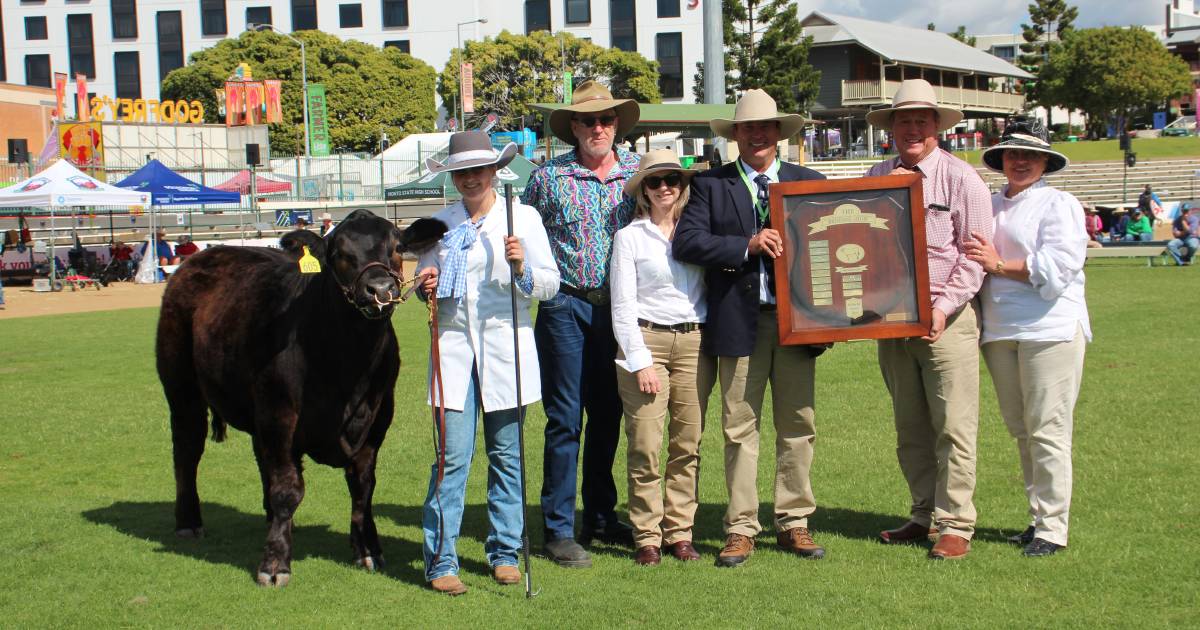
left=777, top=527, right=825, bottom=559
left=928, top=534, right=971, bottom=560
left=492, top=565, right=521, bottom=585
left=879, top=521, right=938, bottom=545
left=715, top=533, right=755, bottom=568
left=430, top=575, right=467, bottom=595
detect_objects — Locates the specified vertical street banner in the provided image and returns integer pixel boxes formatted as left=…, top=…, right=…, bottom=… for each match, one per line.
left=58, top=121, right=104, bottom=176
left=244, top=81, right=265, bottom=125
left=564, top=71, right=573, bottom=103
left=75, top=74, right=90, bottom=121
left=225, top=82, right=244, bottom=127
left=54, top=73, right=68, bottom=121
left=307, top=84, right=331, bottom=156
left=264, top=80, right=283, bottom=123
left=461, top=63, right=474, bottom=114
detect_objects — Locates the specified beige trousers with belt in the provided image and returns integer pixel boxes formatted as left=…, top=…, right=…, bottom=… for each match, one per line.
left=616, top=327, right=715, bottom=547
left=982, top=326, right=1086, bottom=547
left=877, top=302, right=980, bottom=539
left=711, top=310, right=818, bottom=537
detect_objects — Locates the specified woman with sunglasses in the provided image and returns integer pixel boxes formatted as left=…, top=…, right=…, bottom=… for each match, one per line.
left=415, top=131, right=560, bottom=595
left=610, top=149, right=713, bottom=565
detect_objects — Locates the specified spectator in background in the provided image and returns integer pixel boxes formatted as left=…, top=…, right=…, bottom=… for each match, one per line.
left=1125, top=208, right=1153, bottom=242
left=1110, top=210, right=1130, bottom=241
left=1082, top=204, right=1103, bottom=246
left=319, top=213, right=334, bottom=237
left=175, top=235, right=199, bottom=259
left=141, top=230, right=178, bottom=266
left=295, top=217, right=311, bottom=230
left=1137, top=185, right=1163, bottom=226
left=1168, top=205, right=1200, bottom=265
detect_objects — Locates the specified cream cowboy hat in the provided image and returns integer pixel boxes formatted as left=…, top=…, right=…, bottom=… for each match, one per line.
left=548, top=80, right=641, bottom=145
left=425, top=130, right=517, bottom=174
left=622, top=148, right=701, bottom=197
left=318, top=212, right=332, bottom=221
left=710, top=89, right=812, bottom=140
left=865, top=79, right=964, bottom=132
left=981, top=116, right=1069, bottom=174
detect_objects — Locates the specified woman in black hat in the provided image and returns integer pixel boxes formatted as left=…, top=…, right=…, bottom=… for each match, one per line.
left=965, top=118, right=1091, bottom=558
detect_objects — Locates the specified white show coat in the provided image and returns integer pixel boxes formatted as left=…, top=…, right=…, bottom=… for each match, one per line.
left=420, top=196, right=560, bottom=411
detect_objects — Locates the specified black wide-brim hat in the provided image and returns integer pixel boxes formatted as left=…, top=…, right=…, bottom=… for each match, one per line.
left=982, top=117, right=1069, bottom=174
left=425, top=130, right=517, bottom=174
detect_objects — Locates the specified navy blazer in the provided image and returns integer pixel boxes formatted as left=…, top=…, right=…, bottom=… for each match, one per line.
left=674, top=160, right=826, bottom=357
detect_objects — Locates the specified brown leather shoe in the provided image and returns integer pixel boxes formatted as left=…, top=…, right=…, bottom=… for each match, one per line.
left=634, top=545, right=662, bottom=566
left=879, top=521, right=939, bottom=545
left=928, top=534, right=971, bottom=560
left=430, top=575, right=467, bottom=595
left=665, top=540, right=700, bottom=561
left=776, top=527, right=825, bottom=559
left=492, top=565, right=521, bottom=585
left=715, top=533, right=755, bottom=568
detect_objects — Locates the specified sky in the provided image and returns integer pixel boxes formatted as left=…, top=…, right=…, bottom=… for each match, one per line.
left=799, top=0, right=1166, bottom=35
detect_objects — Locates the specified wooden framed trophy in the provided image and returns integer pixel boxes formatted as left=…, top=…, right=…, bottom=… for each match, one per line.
left=768, top=174, right=931, bottom=345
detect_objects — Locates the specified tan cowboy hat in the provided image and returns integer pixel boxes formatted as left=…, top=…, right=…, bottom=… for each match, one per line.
left=425, top=130, right=517, bottom=174
left=548, top=80, right=641, bottom=145
left=622, top=149, right=701, bottom=197
left=710, top=89, right=812, bottom=140
left=865, top=79, right=964, bottom=132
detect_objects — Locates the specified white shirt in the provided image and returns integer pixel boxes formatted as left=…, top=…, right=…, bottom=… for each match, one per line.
left=419, top=196, right=560, bottom=411
left=740, top=158, right=781, bottom=304
left=610, top=217, right=707, bottom=373
left=980, top=180, right=1093, bottom=344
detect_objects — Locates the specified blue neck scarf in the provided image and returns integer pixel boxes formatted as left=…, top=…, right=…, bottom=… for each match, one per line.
left=436, top=216, right=484, bottom=300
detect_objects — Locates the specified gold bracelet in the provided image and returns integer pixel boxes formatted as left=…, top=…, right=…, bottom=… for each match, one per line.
left=993, top=259, right=1005, bottom=273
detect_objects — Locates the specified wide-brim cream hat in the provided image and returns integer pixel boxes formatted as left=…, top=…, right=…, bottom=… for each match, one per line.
left=425, top=130, right=517, bottom=174
left=622, top=148, right=701, bottom=197
left=865, top=79, right=964, bottom=132
left=981, top=116, right=1069, bottom=174
left=318, top=212, right=332, bottom=221
left=548, top=80, right=641, bottom=145
left=710, top=89, right=812, bottom=140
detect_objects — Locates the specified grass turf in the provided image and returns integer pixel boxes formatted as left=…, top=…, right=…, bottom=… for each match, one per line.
left=955, top=135, right=1200, bottom=166
left=0, top=260, right=1197, bottom=628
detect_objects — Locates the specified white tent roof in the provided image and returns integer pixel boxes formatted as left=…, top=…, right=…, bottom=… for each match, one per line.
left=0, top=159, right=151, bottom=208
left=801, top=11, right=1033, bottom=79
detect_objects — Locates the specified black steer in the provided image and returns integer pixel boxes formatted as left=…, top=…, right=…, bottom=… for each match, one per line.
left=156, top=210, right=445, bottom=586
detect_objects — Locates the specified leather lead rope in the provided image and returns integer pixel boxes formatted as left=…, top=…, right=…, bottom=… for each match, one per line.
left=427, top=294, right=448, bottom=560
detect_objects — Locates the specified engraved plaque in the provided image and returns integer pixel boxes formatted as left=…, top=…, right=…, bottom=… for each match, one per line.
left=768, top=174, right=931, bottom=345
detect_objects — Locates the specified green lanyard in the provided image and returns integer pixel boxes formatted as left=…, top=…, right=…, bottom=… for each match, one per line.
left=736, top=162, right=771, bottom=226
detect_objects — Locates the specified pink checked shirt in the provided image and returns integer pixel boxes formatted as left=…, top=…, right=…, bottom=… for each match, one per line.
left=866, top=148, right=992, bottom=317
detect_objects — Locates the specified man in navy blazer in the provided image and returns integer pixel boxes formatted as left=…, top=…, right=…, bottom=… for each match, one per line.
left=674, top=89, right=827, bottom=568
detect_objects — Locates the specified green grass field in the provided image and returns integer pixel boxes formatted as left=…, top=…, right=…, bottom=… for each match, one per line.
left=956, top=135, right=1200, bottom=165
left=1, top=261, right=1197, bottom=628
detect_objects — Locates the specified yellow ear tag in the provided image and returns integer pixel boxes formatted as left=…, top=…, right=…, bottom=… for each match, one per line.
left=298, top=246, right=322, bottom=274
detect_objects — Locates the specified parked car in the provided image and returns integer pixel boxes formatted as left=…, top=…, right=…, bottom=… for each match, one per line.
left=1161, top=127, right=1190, bottom=137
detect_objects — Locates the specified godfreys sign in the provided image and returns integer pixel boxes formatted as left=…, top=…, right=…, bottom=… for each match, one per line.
left=87, top=97, right=206, bottom=124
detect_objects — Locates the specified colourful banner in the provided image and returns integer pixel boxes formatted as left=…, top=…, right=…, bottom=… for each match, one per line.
left=75, top=74, right=90, bottom=121
left=564, top=71, right=573, bottom=104
left=54, top=73, right=68, bottom=121
left=244, top=81, right=265, bottom=125
left=225, top=82, right=244, bottom=127
left=306, top=84, right=330, bottom=156
left=461, top=63, right=474, bottom=114
left=264, top=80, right=283, bottom=124
left=58, top=121, right=104, bottom=177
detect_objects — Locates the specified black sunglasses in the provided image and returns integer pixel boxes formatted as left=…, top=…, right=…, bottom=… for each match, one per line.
left=574, top=115, right=617, bottom=128
left=643, top=173, right=683, bottom=189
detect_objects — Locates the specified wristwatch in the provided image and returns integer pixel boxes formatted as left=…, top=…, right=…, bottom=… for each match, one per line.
left=993, top=259, right=1005, bottom=273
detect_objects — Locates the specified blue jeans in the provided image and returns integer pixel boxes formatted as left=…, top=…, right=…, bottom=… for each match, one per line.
left=422, top=368, right=524, bottom=580
left=0, top=271, right=5, bottom=306
left=535, top=291, right=624, bottom=541
left=1168, top=237, right=1199, bottom=264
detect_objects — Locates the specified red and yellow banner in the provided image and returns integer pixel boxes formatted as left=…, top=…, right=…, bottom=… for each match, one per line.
left=75, top=74, right=90, bottom=121
left=264, top=80, right=283, bottom=123
left=54, top=73, right=68, bottom=121
left=58, top=121, right=104, bottom=176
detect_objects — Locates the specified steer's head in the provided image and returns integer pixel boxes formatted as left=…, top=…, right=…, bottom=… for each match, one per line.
left=324, top=210, right=447, bottom=319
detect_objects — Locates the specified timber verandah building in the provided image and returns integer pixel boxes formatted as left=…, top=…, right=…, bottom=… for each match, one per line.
left=799, top=12, right=1032, bottom=159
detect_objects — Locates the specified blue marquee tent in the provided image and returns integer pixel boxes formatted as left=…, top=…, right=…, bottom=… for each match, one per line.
left=115, top=160, right=241, bottom=205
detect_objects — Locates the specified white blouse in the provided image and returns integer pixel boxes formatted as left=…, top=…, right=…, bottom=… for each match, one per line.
left=419, top=197, right=560, bottom=411
left=980, top=180, right=1093, bottom=344
left=610, top=217, right=707, bottom=373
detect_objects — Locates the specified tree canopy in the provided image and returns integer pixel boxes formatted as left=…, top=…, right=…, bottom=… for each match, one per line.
left=693, top=0, right=820, bottom=114
left=1041, top=26, right=1192, bottom=135
left=1018, top=0, right=1079, bottom=117
left=161, top=30, right=437, bottom=154
left=436, top=30, right=660, bottom=133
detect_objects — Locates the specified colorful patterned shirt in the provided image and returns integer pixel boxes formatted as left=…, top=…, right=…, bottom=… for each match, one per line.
left=521, top=147, right=639, bottom=289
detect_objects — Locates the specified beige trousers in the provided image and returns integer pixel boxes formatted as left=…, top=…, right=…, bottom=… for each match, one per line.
left=982, top=326, right=1086, bottom=547
left=712, top=310, right=818, bottom=537
left=616, top=327, right=715, bottom=547
left=877, top=302, right=980, bottom=538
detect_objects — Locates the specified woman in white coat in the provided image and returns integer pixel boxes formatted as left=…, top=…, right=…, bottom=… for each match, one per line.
left=416, top=131, right=560, bottom=595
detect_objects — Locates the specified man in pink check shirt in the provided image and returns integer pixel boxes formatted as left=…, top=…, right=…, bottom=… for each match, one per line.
left=864, top=79, right=993, bottom=560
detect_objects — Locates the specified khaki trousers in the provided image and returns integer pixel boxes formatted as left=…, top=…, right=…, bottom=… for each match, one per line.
left=616, top=327, right=715, bottom=547
left=982, top=326, right=1086, bottom=547
left=877, top=302, right=980, bottom=538
left=712, top=310, right=818, bottom=537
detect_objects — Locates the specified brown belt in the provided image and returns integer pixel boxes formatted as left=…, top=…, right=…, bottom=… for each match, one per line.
left=638, top=318, right=704, bottom=333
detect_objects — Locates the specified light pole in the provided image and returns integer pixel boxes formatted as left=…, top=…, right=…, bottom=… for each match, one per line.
left=456, top=18, right=487, bottom=131
left=248, top=23, right=309, bottom=158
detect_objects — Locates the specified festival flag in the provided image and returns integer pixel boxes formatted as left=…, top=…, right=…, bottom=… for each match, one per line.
left=54, top=73, right=68, bottom=121
left=306, top=84, right=330, bottom=156
left=75, top=74, right=90, bottom=121
left=264, top=80, right=283, bottom=123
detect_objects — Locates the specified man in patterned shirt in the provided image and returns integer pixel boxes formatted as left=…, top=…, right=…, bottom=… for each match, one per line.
left=521, top=80, right=640, bottom=568
left=864, top=79, right=993, bottom=560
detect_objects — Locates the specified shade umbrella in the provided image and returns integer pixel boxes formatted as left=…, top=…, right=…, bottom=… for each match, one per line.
left=384, top=154, right=537, bottom=201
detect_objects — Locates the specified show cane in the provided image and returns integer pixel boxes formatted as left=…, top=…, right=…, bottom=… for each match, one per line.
left=504, top=183, right=537, bottom=599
